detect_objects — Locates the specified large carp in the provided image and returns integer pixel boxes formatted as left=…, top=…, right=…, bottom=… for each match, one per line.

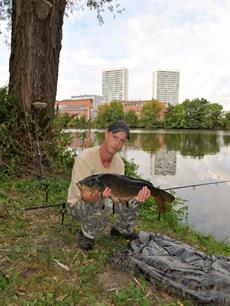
left=77, top=173, right=175, bottom=213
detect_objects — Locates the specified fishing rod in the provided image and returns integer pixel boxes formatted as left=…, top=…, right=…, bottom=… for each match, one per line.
left=25, top=181, right=230, bottom=209
left=25, top=180, right=230, bottom=224
left=164, top=180, right=230, bottom=191
left=25, top=202, right=67, bottom=225
left=25, top=202, right=66, bottom=210
left=156, top=180, right=230, bottom=221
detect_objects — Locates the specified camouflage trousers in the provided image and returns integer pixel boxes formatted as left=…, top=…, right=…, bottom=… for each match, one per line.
left=67, top=198, right=141, bottom=239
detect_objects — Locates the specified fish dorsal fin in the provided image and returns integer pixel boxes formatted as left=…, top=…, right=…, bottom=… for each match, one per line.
left=119, top=175, right=154, bottom=187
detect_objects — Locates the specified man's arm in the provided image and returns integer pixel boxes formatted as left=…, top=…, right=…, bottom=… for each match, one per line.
left=67, top=157, right=92, bottom=205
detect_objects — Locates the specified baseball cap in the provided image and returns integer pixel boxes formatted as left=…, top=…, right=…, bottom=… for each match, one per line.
left=107, top=120, right=130, bottom=139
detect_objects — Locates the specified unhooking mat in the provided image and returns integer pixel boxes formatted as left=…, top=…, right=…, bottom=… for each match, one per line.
left=108, top=231, right=230, bottom=305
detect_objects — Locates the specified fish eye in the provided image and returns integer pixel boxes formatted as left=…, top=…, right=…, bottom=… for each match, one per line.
left=88, top=181, right=94, bottom=187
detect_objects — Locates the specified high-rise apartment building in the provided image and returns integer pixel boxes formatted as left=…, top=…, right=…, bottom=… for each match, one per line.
left=153, top=70, right=180, bottom=105
left=102, top=68, right=128, bottom=102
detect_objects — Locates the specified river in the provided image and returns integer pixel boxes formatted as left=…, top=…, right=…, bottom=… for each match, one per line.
left=68, top=129, right=230, bottom=242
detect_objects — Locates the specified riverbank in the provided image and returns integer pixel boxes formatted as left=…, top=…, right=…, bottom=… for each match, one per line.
left=1, top=175, right=230, bottom=305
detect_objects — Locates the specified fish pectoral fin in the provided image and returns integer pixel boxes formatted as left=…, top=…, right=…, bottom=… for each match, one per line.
left=119, top=198, right=128, bottom=205
left=98, top=192, right=103, bottom=201
left=111, top=195, right=120, bottom=203
left=91, top=190, right=98, bottom=197
left=111, top=195, right=128, bottom=205
left=98, top=193, right=105, bottom=209
left=118, top=197, right=130, bottom=206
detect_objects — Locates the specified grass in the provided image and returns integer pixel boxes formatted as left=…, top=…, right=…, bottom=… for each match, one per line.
left=0, top=175, right=229, bottom=305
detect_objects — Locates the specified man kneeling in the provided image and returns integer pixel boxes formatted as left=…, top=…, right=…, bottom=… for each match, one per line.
left=66, top=120, right=150, bottom=250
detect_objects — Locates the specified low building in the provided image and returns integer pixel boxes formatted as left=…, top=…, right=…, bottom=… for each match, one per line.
left=56, top=95, right=103, bottom=119
left=123, top=100, right=168, bottom=120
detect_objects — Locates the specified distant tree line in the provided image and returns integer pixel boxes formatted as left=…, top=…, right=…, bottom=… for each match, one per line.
left=165, top=98, right=224, bottom=129
left=57, top=98, right=230, bottom=130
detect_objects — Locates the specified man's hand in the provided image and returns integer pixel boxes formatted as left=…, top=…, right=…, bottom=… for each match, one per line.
left=102, top=187, right=112, bottom=198
left=134, top=186, right=151, bottom=203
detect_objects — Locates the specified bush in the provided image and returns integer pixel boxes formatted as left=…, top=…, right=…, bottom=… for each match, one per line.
left=0, top=86, right=23, bottom=176
left=0, top=86, right=74, bottom=177
left=123, top=157, right=140, bottom=178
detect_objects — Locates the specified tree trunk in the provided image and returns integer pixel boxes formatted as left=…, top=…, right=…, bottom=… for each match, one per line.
left=9, top=0, right=66, bottom=127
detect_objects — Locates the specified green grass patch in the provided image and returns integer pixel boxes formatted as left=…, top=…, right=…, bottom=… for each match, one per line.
left=0, top=175, right=229, bottom=305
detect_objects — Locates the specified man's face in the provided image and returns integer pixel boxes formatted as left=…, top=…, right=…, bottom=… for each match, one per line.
left=104, top=131, right=128, bottom=155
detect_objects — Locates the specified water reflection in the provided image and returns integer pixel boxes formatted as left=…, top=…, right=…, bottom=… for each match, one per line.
left=154, top=149, right=176, bottom=176
left=166, top=132, right=220, bottom=158
left=68, top=129, right=230, bottom=241
left=126, top=130, right=220, bottom=158
left=223, top=134, right=230, bottom=146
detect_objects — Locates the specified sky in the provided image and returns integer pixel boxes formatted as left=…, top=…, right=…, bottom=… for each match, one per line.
left=0, top=0, right=230, bottom=110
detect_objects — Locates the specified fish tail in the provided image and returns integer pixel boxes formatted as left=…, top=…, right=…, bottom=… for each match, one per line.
left=150, top=186, right=175, bottom=213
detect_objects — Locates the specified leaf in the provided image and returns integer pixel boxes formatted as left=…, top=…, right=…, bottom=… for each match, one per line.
left=53, top=259, right=70, bottom=271
left=56, top=294, right=68, bottom=302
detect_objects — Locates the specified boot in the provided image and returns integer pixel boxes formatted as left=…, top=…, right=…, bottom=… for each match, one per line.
left=79, top=230, right=94, bottom=250
left=111, top=227, right=138, bottom=240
